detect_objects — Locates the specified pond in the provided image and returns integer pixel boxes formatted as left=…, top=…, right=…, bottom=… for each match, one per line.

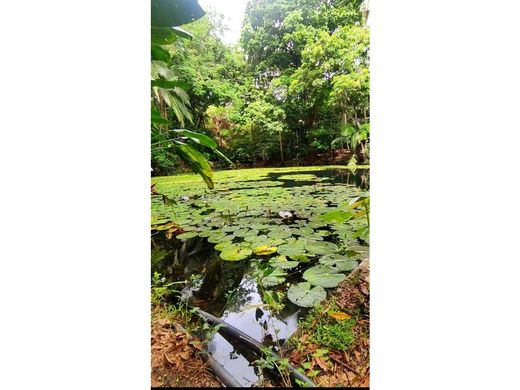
left=151, top=166, right=369, bottom=386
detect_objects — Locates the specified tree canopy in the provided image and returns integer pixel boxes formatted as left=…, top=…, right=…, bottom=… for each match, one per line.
left=152, top=0, right=370, bottom=176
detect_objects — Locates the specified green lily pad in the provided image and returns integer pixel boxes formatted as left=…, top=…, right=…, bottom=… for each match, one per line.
left=277, top=243, right=307, bottom=258
left=308, top=221, right=328, bottom=229
left=319, top=254, right=358, bottom=271
left=261, top=268, right=287, bottom=287
left=268, top=229, right=292, bottom=239
left=244, top=232, right=260, bottom=242
left=287, top=282, right=326, bottom=307
left=198, top=229, right=215, bottom=237
left=214, top=240, right=235, bottom=251
left=235, top=228, right=258, bottom=237
left=316, top=230, right=331, bottom=237
left=208, top=233, right=235, bottom=243
left=303, top=266, right=346, bottom=288
left=222, top=225, right=237, bottom=233
left=291, top=227, right=313, bottom=236
left=268, top=238, right=285, bottom=246
left=176, top=231, right=198, bottom=240
left=320, top=210, right=354, bottom=223
left=289, top=254, right=310, bottom=262
left=305, top=241, right=340, bottom=255
left=269, top=255, right=299, bottom=269
left=306, top=233, right=324, bottom=241
left=220, top=246, right=252, bottom=261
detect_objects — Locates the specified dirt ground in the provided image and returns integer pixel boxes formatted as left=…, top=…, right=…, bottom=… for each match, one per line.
left=151, top=313, right=221, bottom=388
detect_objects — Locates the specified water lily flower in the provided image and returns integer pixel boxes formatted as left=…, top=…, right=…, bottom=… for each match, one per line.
left=279, top=211, right=292, bottom=219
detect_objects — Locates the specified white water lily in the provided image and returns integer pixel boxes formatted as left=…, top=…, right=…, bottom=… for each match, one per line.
left=278, top=211, right=292, bottom=219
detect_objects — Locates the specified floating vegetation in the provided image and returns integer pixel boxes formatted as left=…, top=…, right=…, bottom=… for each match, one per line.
left=151, top=166, right=369, bottom=308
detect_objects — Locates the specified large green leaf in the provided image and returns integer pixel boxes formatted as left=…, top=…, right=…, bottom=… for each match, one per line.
left=176, top=231, right=198, bottom=240
left=287, top=282, right=326, bottom=307
left=277, top=243, right=307, bottom=258
left=152, top=79, right=191, bottom=90
left=320, top=210, right=354, bottom=223
left=220, top=246, right=252, bottom=261
left=303, top=266, right=346, bottom=288
left=151, top=27, right=178, bottom=45
left=151, top=108, right=170, bottom=125
left=151, top=45, right=171, bottom=62
left=319, top=254, right=358, bottom=271
left=269, top=255, right=299, bottom=269
left=214, top=149, right=234, bottom=166
left=305, top=241, right=340, bottom=255
left=151, top=0, right=205, bottom=27
left=173, top=129, right=218, bottom=149
left=173, top=143, right=214, bottom=189
left=171, top=129, right=232, bottom=166
left=261, top=268, right=287, bottom=287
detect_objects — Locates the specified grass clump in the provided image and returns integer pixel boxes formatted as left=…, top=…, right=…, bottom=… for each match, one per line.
left=297, top=300, right=357, bottom=351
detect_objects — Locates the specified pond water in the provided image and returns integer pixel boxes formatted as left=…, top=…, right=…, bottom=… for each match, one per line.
left=151, top=166, right=369, bottom=386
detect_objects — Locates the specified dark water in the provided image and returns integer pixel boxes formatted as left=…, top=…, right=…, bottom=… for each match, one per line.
left=151, top=168, right=369, bottom=386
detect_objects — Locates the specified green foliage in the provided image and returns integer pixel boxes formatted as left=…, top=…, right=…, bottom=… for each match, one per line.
left=151, top=271, right=185, bottom=306
left=238, top=0, right=369, bottom=162
left=287, top=282, right=326, bottom=307
left=151, top=0, right=205, bottom=27
left=151, top=0, right=232, bottom=186
left=299, top=302, right=357, bottom=351
left=150, top=0, right=370, bottom=172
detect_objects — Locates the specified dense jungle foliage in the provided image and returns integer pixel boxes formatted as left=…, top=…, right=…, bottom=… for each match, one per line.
left=152, top=0, right=369, bottom=176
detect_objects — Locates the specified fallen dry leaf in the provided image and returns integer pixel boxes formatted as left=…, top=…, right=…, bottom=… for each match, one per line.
left=328, top=311, right=352, bottom=321
left=315, top=357, right=330, bottom=372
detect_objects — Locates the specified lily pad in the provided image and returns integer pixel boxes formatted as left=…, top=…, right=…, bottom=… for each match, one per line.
left=222, top=225, right=237, bottom=233
left=253, top=245, right=277, bottom=256
left=289, top=254, right=310, bottom=262
left=243, top=231, right=260, bottom=241
left=287, top=282, right=326, bottom=307
left=305, top=241, right=339, bottom=255
left=261, top=268, right=287, bottom=287
left=156, top=221, right=176, bottom=231
left=316, top=230, right=331, bottom=237
left=303, top=266, right=346, bottom=288
left=268, top=229, right=292, bottom=239
left=208, top=233, right=235, bottom=243
left=291, top=227, right=313, bottom=236
left=220, top=246, right=253, bottom=261
left=319, top=254, right=358, bottom=271
left=198, top=229, right=215, bottom=237
left=214, top=240, right=235, bottom=251
left=176, top=231, right=198, bottom=240
left=277, top=243, right=307, bottom=258
left=320, top=210, right=354, bottom=223
left=269, top=255, right=299, bottom=269
left=235, top=228, right=258, bottom=237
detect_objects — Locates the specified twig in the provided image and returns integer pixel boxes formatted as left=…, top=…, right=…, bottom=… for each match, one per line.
left=329, top=355, right=361, bottom=376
